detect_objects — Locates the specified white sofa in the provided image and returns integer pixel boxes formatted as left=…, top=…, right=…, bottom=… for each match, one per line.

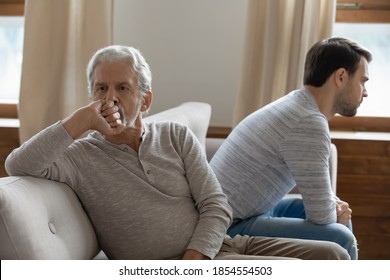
left=0, top=102, right=337, bottom=259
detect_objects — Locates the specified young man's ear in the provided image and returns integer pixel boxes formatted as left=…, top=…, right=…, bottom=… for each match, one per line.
left=335, top=68, right=347, bottom=87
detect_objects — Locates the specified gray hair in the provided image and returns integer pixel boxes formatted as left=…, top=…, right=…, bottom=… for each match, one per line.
left=86, top=45, right=152, bottom=99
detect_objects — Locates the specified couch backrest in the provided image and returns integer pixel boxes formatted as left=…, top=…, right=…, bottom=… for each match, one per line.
left=144, top=102, right=211, bottom=152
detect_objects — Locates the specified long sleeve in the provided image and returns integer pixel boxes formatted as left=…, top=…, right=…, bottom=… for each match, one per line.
left=5, top=121, right=79, bottom=187
left=180, top=126, right=233, bottom=259
left=281, top=115, right=337, bottom=224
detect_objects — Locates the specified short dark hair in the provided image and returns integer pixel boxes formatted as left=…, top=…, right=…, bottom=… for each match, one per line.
left=303, top=37, right=372, bottom=87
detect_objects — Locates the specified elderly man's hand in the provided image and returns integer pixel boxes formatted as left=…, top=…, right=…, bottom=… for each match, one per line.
left=181, top=249, right=210, bottom=260
left=63, top=100, right=126, bottom=139
left=88, top=100, right=126, bottom=136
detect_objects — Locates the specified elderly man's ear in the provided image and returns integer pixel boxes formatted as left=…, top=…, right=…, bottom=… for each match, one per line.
left=141, top=91, right=153, bottom=112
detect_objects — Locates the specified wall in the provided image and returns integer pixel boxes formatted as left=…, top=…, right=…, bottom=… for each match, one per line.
left=113, top=0, right=248, bottom=127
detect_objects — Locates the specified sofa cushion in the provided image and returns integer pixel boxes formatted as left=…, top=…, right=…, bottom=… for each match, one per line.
left=0, top=176, right=99, bottom=259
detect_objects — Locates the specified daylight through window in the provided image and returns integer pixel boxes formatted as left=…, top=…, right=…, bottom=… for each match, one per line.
left=0, top=16, right=24, bottom=102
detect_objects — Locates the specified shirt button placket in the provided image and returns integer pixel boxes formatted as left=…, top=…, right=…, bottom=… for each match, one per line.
left=140, top=158, right=152, bottom=179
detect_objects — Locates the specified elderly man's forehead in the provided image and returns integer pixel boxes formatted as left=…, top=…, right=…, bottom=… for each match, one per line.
left=94, top=61, right=135, bottom=74
left=92, top=61, right=138, bottom=83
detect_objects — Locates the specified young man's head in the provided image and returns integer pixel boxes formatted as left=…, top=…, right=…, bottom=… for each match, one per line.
left=304, top=37, right=372, bottom=117
left=303, top=37, right=372, bottom=87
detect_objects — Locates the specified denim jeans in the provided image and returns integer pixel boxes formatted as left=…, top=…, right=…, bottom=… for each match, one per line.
left=227, top=197, right=358, bottom=260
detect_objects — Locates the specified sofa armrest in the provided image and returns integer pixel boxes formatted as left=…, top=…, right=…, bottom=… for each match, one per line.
left=0, top=176, right=99, bottom=259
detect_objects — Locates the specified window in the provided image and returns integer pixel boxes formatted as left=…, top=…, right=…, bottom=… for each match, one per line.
left=0, top=16, right=24, bottom=102
left=0, top=0, right=24, bottom=118
left=330, top=0, right=390, bottom=132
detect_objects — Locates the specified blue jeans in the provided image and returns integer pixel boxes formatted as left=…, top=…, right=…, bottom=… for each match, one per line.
left=228, top=197, right=358, bottom=260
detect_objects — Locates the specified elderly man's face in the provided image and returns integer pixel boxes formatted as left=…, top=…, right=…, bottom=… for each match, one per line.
left=92, top=61, right=144, bottom=127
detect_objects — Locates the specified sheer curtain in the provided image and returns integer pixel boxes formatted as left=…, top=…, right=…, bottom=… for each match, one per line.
left=233, top=0, right=335, bottom=126
left=19, top=0, right=113, bottom=143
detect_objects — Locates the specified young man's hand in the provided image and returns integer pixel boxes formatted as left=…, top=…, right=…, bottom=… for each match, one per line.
left=336, top=200, right=352, bottom=225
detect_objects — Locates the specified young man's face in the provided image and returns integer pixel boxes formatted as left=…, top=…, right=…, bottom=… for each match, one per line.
left=92, top=61, right=145, bottom=127
left=336, top=57, right=370, bottom=117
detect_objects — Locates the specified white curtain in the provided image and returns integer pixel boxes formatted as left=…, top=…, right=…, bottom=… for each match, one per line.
left=233, top=0, right=335, bottom=126
left=19, top=0, right=113, bottom=143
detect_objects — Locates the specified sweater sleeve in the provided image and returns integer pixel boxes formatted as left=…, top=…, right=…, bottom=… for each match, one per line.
left=179, top=125, right=233, bottom=259
left=5, top=121, right=79, bottom=187
left=280, top=115, right=337, bottom=224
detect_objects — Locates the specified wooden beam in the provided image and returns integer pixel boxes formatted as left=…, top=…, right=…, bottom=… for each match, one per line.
left=329, top=116, right=390, bottom=133
left=0, top=3, right=24, bottom=16
left=337, top=10, right=390, bottom=23
left=207, top=126, right=231, bottom=138
left=0, top=103, right=18, bottom=118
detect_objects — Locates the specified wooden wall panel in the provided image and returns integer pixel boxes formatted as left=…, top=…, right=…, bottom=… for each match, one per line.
left=353, top=217, right=390, bottom=235
left=346, top=194, right=390, bottom=217
left=338, top=175, right=390, bottom=196
left=0, top=126, right=19, bottom=177
left=357, top=235, right=390, bottom=259
left=332, top=137, right=390, bottom=260
left=338, top=157, right=390, bottom=176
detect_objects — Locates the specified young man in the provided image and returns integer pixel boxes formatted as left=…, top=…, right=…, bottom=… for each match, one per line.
left=210, top=37, right=372, bottom=260
left=6, top=45, right=349, bottom=260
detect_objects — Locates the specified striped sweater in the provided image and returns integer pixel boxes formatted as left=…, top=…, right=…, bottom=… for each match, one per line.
left=210, top=88, right=337, bottom=224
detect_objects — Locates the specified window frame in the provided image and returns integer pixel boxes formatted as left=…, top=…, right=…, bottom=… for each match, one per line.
left=330, top=0, right=390, bottom=132
left=0, top=0, right=24, bottom=16
left=0, top=102, right=18, bottom=118
left=336, top=0, right=390, bottom=23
